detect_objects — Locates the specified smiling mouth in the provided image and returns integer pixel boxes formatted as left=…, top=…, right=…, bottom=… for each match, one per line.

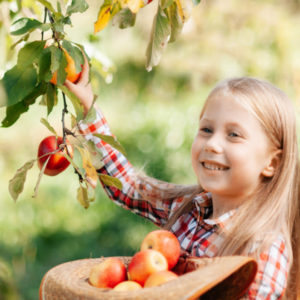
left=202, top=162, right=229, bottom=171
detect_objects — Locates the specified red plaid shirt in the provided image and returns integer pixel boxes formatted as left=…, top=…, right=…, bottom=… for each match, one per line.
left=79, top=108, right=289, bottom=299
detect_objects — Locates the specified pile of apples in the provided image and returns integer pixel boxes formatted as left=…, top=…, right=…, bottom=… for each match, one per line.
left=89, top=229, right=181, bottom=291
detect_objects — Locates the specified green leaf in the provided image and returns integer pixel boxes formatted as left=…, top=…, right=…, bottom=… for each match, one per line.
left=58, top=85, right=84, bottom=120
left=38, top=48, right=52, bottom=82
left=145, top=6, right=171, bottom=71
left=11, top=18, right=51, bottom=35
left=36, top=0, right=55, bottom=13
left=99, top=174, right=123, bottom=190
left=1, top=65, right=37, bottom=107
left=17, top=40, right=46, bottom=68
left=93, top=133, right=126, bottom=156
left=45, top=82, right=58, bottom=115
left=192, top=0, right=201, bottom=5
left=77, top=185, right=89, bottom=208
left=114, top=8, right=136, bottom=29
left=84, top=105, right=97, bottom=124
left=161, top=0, right=173, bottom=9
left=62, top=40, right=84, bottom=73
left=67, top=0, right=89, bottom=15
left=9, top=160, right=35, bottom=202
left=1, top=82, right=47, bottom=127
left=53, top=49, right=67, bottom=85
left=166, top=3, right=183, bottom=43
left=10, top=33, right=30, bottom=50
left=40, top=118, right=57, bottom=136
left=49, top=46, right=63, bottom=73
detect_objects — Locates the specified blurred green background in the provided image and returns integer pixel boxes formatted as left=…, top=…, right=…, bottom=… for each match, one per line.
left=1, top=0, right=300, bottom=299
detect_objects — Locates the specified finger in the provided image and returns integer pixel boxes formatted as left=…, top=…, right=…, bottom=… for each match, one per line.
left=77, top=54, right=90, bottom=85
left=64, top=79, right=75, bottom=90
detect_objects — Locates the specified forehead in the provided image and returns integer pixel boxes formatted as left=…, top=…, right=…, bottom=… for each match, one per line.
left=200, top=93, right=264, bottom=130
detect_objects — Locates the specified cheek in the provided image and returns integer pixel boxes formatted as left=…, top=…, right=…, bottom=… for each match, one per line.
left=191, top=140, right=200, bottom=163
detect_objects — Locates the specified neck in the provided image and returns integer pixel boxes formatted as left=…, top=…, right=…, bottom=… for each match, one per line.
left=211, top=193, right=251, bottom=219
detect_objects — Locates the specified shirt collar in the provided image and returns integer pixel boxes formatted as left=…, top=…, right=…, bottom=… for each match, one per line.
left=203, top=209, right=236, bottom=229
left=192, top=192, right=236, bottom=229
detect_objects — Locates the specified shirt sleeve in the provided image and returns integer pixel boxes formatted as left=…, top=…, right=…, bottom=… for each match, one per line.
left=78, top=107, right=180, bottom=227
left=240, top=236, right=289, bottom=300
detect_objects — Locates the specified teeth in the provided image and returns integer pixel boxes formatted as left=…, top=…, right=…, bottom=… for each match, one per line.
left=203, top=162, right=227, bottom=171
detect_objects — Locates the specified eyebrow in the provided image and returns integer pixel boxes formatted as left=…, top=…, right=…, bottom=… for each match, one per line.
left=199, top=118, right=248, bottom=133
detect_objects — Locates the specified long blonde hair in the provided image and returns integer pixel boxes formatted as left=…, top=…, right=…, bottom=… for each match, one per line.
left=136, top=77, right=299, bottom=298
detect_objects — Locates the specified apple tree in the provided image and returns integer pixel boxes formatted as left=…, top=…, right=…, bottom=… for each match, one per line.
left=0, top=0, right=201, bottom=208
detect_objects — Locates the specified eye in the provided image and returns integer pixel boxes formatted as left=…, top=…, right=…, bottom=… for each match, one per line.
left=228, top=131, right=239, bottom=137
left=200, top=127, right=213, bottom=134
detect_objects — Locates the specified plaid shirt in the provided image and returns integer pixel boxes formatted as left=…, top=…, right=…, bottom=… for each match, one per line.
left=79, top=108, right=289, bottom=300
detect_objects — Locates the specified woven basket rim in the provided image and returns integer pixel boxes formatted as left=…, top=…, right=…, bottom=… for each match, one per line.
left=40, top=255, right=257, bottom=300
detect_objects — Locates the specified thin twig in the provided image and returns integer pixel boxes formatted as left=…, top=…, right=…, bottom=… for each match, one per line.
left=61, top=91, right=83, bottom=182
left=41, top=7, right=47, bottom=41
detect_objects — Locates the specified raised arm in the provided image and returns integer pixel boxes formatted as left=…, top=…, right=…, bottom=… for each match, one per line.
left=65, top=58, right=178, bottom=227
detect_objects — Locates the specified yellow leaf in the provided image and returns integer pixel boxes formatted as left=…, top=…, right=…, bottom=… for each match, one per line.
left=127, top=0, right=144, bottom=14
left=76, top=146, right=98, bottom=189
left=175, top=0, right=192, bottom=23
left=94, top=4, right=112, bottom=34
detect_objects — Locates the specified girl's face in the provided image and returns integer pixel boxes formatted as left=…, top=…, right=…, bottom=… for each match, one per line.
left=191, top=93, right=275, bottom=204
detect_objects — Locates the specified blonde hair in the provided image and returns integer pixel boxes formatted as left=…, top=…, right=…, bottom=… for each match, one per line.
left=136, top=77, right=299, bottom=298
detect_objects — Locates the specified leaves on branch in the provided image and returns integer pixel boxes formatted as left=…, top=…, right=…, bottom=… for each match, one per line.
left=99, top=174, right=123, bottom=190
left=113, top=8, right=136, bottom=29
left=167, top=1, right=183, bottom=43
left=37, top=0, right=56, bottom=14
left=9, top=160, right=35, bottom=202
left=11, top=18, right=51, bottom=36
left=66, top=0, right=89, bottom=15
left=126, top=0, right=145, bottom=14
left=17, top=40, right=46, bottom=68
left=175, top=0, right=192, bottom=23
left=33, top=155, right=51, bottom=198
left=94, top=3, right=114, bottom=34
left=85, top=140, right=105, bottom=170
left=93, top=133, right=126, bottom=156
left=44, top=83, right=58, bottom=115
left=2, top=83, right=47, bottom=128
left=146, top=6, right=171, bottom=71
left=58, top=85, right=85, bottom=120
left=77, top=185, right=90, bottom=208
left=1, top=65, right=38, bottom=107
left=76, top=146, right=98, bottom=189
left=52, top=47, right=68, bottom=85
left=40, top=117, right=57, bottom=136
left=62, top=40, right=84, bottom=73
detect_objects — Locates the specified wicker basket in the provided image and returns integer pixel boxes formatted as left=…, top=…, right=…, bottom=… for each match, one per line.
left=39, top=255, right=257, bottom=300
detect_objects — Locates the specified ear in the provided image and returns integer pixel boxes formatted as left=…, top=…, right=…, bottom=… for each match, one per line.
left=261, top=149, right=282, bottom=178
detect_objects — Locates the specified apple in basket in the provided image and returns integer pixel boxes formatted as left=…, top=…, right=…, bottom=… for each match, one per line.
left=127, top=249, right=168, bottom=286
left=144, top=270, right=178, bottom=287
left=89, top=257, right=127, bottom=288
left=141, top=229, right=181, bottom=269
left=113, top=280, right=143, bottom=291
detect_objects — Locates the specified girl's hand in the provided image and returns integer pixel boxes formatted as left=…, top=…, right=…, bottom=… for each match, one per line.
left=64, top=55, right=94, bottom=116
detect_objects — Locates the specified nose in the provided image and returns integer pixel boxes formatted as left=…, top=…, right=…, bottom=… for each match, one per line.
left=204, top=134, right=223, bottom=154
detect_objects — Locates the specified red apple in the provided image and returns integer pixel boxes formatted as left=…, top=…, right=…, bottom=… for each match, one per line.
left=113, top=280, right=143, bottom=291
left=37, top=136, right=73, bottom=176
left=89, top=257, right=127, bottom=289
left=128, top=249, right=168, bottom=286
left=144, top=270, right=178, bottom=287
left=140, top=230, right=181, bottom=269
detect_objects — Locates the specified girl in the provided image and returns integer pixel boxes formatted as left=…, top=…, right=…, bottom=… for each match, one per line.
left=65, top=61, right=299, bottom=299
